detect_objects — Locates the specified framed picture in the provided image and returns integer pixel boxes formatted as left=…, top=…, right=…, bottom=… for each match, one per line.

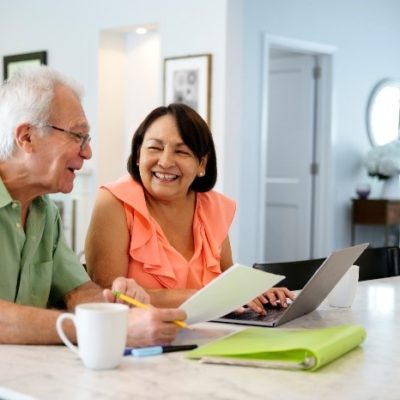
left=164, top=54, right=212, bottom=124
left=3, top=51, right=47, bottom=80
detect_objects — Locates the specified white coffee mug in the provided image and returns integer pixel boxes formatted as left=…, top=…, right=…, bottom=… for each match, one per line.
left=56, top=303, right=129, bottom=370
left=327, top=265, right=359, bottom=308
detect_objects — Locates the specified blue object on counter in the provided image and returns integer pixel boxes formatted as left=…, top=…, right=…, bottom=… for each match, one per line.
left=124, top=344, right=198, bottom=357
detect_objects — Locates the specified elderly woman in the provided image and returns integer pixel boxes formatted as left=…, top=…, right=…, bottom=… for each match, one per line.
left=85, top=103, right=293, bottom=312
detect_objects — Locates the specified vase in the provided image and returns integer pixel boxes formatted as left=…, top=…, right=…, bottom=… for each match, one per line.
left=381, top=175, right=400, bottom=199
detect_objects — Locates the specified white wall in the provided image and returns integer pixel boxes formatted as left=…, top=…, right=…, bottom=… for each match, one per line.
left=238, top=0, right=400, bottom=263
left=98, top=31, right=126, bottom=186
left=221, top=0, right=243, bottom=259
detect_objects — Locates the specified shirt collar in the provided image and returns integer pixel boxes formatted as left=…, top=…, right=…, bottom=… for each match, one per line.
left=0, top=175, right=48, bottom=209
left=0, top=176, right=14, bottom=208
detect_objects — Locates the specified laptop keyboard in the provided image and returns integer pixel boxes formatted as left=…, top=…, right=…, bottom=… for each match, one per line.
left=222, top=304, right=288, bottom=323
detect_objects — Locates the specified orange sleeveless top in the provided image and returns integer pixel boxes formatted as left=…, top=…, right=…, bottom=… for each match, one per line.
left=102, top=175, right=236, bottom=289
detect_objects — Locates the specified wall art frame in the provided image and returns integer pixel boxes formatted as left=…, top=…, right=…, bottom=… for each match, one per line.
left=3, top=51, right=47, bottom=80
left=163, top=54, right=212, bottom=124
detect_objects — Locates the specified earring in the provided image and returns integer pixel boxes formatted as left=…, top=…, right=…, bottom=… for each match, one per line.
left=199, top=172, right=205, bottom=177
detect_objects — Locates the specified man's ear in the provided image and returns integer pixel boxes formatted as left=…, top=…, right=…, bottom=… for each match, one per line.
left=15, top=123, right=34, bottom=153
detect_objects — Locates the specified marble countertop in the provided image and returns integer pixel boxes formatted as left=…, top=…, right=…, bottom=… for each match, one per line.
left=1, top=277, right=400, bottom=400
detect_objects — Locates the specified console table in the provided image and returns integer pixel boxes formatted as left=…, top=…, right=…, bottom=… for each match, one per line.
left=351, top=199, right=400, bottom=245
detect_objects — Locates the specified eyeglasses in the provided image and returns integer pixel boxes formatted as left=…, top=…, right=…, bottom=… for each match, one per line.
left=44, top=124, right=91, bottom=150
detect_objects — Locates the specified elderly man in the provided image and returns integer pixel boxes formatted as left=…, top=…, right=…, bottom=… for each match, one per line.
left=0, top=66, right=185, bottom=345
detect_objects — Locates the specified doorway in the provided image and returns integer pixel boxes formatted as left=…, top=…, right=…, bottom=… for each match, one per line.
left=98, top=26, right=160, bottom=186
left=258, top=35, right=335, bottom=263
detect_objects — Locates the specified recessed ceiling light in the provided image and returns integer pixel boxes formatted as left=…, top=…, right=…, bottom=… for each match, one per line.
left=136, top=27, right=148, bottom=35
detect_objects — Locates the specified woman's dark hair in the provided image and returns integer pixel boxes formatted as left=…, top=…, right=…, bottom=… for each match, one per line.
left=127, top=103, right=217, bottom=192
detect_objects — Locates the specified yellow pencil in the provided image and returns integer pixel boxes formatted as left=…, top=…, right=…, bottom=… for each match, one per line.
left=112, top=291, right=190, bottom=329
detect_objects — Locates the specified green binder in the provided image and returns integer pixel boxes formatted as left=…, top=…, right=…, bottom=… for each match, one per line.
left=187, top=324, right=366, bottom=371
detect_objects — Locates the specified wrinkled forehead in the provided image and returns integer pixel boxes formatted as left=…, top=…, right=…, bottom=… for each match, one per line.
left=49, top=84, right=90, bottom=132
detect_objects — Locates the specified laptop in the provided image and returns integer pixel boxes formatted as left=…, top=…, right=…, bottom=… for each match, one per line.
left=214, top=243, right=368, bottom=327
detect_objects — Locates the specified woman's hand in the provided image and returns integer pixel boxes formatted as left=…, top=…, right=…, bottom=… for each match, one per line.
left=103, top=277, right=151, bottom=305
left=239, top=287, right=296, bottom=315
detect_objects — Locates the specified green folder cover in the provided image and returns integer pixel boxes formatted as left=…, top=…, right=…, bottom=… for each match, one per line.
left=187, top=324, right=366, bottom=371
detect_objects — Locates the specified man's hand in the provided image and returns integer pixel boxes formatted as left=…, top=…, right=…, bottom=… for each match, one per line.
left=103, top=277, right=150, bottom=305
left=125, top=307, right=187, bottom=347
left=102, top=278, right=187, bottom=346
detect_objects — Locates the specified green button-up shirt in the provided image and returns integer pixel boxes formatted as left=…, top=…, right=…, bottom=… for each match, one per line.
left=0, top=178, right=90, bottom=308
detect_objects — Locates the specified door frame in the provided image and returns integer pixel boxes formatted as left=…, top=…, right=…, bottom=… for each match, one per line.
left=258, top=34, right=336, bottom=261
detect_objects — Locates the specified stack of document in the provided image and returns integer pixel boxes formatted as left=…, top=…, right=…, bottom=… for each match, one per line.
left=187, top=324, right=366, bottom=371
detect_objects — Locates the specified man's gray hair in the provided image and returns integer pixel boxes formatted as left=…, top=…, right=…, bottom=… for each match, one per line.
left=0, top=65, right=84, bottom=160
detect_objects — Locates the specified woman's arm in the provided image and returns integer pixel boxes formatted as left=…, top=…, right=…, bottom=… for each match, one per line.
left=85, top=189, right=150, bottom=303
left=220, top=236, right=234, bottom=271
left=85, top=189, right=131, bottom=288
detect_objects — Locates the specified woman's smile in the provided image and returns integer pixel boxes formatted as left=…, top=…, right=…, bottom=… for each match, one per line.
left=152, top=171, right=179, bottom=182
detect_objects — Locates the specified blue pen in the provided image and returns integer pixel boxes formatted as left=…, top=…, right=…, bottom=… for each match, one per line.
left=124, top=344, right=198, bottom=357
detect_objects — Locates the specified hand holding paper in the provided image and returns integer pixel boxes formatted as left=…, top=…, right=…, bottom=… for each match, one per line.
left=179, top=264, right=284, bottom=325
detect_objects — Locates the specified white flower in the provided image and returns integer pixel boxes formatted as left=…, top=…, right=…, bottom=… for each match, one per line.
left=364, top=140, right=400, bottom=179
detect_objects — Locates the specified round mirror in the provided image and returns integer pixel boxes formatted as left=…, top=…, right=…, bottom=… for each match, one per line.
left=366, top=79, right=400, bottom=146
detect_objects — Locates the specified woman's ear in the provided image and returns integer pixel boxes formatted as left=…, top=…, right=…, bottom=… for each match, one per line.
left=198, top=154, right=208, bottom=175
left=200, top=154, right=208, bottom=169
left=14, top=123, right=34, bottom=153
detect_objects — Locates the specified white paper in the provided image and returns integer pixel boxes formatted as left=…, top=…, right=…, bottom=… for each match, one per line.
left=180, top=264, right=284, bottom=324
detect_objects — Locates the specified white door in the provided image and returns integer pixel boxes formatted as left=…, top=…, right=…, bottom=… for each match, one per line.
left=264, top=55, right=317, bottom=262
